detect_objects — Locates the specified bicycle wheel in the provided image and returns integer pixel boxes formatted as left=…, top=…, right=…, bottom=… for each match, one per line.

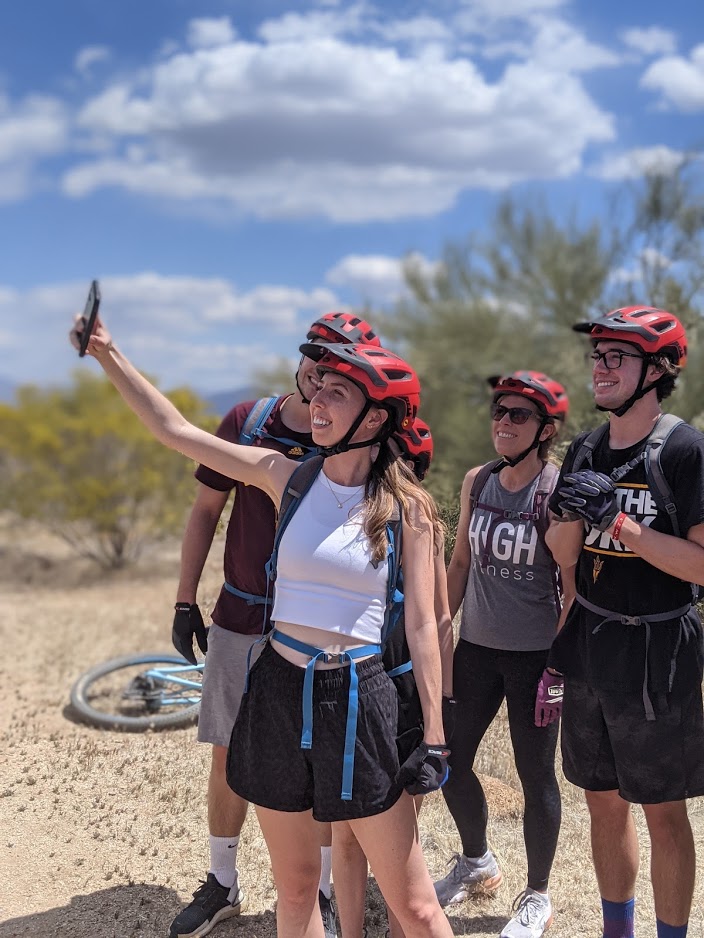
left=70, top=653, right=203, bottom=731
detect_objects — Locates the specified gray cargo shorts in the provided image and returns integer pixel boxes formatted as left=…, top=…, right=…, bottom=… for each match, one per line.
left=197, top=624, right=264, bottom=747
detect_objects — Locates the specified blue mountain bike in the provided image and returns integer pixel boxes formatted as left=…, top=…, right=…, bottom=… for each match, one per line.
left=70, top=653, right=204, bottom=731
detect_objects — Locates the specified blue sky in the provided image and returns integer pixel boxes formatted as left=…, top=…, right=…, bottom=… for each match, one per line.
left=1, top=0, right=702, bottom=394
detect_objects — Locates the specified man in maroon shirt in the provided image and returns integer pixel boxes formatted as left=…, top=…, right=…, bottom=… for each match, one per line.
left=168, top=313, right=380, bottom=938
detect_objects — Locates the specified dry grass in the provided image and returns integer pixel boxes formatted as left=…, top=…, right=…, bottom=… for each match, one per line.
left=3, top=518, right=704, bottom=937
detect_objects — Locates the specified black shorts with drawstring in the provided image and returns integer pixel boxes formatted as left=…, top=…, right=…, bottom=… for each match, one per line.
left=226, top=642, right=404, bottom=822
left=561, top=678, right=704, bottom=803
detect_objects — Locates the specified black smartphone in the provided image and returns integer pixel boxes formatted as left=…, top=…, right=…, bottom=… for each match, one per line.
left=78, top=280, right=101, bottom=358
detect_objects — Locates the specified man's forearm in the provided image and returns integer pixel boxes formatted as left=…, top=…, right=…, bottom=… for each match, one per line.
left=610, top=517, right=704, bottom=587
left=176, top=510, right=222, bottom=603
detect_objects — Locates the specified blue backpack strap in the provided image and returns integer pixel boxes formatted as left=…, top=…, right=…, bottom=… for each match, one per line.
left=238, top=396, right=279, bottom=446
left=270, top=628, right=381, bottom=801
left=223, top=582, right=272, bottom=606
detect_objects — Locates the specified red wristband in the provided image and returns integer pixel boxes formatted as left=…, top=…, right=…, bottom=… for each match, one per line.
left=611, top=512, right=627, bottom=541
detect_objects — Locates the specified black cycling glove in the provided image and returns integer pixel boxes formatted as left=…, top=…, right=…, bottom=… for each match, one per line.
left=172, top=603, right=208, bottom=665
left=398, top=742, right=451, bottom=795
left=558, top=470, right=619, bottom=531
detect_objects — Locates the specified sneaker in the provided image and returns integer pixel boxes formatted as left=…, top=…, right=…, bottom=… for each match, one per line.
left=433, top=852, right=503, bottom=907
left=500, top=889, right=552, bottom=938
left=169, top=873, right=245, bottom=938
left=319, top=890, right=338, bottom=938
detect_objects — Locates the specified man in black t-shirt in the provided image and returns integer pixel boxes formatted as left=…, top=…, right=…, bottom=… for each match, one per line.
left=546, top=306, right=704, bottom=938
left=168, top=313, right=380, bottom=938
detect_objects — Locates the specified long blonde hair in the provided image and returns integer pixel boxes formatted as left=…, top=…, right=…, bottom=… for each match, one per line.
left=363, top=440, right=445, bottom=565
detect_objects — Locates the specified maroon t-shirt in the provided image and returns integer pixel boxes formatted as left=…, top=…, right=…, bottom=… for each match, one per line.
left=195, top=396, right=314, bottom=635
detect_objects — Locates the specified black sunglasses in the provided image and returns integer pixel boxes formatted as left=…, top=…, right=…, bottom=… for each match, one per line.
left=490, top=402, right=538, bottom=425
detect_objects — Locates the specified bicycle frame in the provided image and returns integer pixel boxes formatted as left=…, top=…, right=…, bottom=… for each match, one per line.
left=125, top=662, right=204, bottom=708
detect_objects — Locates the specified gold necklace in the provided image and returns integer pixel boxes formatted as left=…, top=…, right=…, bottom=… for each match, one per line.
left=323, top=472, right=363, bottom=509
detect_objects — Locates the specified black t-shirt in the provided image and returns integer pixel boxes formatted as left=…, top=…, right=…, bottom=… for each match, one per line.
left=195, top=397, right=314, bottom=636
left=548, top=420, right=704, bottom=694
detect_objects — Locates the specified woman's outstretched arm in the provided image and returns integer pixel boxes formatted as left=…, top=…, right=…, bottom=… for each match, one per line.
left=70, top=315, right=293, bottom=506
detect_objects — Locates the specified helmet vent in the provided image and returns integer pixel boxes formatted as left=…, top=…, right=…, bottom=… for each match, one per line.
left=384, top=368, right=414, bottom=381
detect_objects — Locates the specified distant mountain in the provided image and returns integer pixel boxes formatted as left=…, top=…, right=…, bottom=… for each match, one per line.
left=202, top=386, right=258, bottom=417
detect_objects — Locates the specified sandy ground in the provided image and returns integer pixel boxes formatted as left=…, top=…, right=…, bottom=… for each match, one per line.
left=3, top=519, right=704, bottom=938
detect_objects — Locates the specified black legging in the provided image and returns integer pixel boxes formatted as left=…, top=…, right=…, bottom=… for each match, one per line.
left=443, top=639, right=561, bottom=892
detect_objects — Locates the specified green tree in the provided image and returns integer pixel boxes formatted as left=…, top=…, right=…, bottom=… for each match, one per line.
left=383, top=166, right=704, bottom=502
left=614, top=159, right=704, bottom=424
left=384, top=201, right=617, bottom=501
left=0, top=372, right=217, bottom=569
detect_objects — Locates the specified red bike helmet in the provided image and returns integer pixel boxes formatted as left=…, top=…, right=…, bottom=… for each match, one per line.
left=307, top=312, right=381, bottom=348
left=573, top=306, right=687, bottom=367
left=393, top=418, right=433, bottom=481
left=493, top=371, right=569, bottom=421
left=300, top=341, right=420, bottom=437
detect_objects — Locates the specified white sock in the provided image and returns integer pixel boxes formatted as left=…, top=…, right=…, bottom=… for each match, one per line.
left=467, top=849, right=494, bottom=868
left=527, top=887, right=550, bottom=905
left=319, top=845, right=332, bottom=899
left=209, top=834, right=239, bottom=893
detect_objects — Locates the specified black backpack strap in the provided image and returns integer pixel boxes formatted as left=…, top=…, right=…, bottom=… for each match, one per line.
left=469, top=460, right=503, bottom=515
left=571, top=423, right=610, bottom=473
left=267, top=455, right=326, bottom=588
left=239, top=396, right=279, bottom=446
left=380, top=501, right=403, bottom=647
left=644, top=414, right=683, bottom=538
left=533, top=461, right=561, bottom=611
left=533, top=461, right=560, bottom=549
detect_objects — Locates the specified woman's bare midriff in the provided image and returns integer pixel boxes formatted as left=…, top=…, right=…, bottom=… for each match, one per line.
left=270, top=621, right=377, bottom=670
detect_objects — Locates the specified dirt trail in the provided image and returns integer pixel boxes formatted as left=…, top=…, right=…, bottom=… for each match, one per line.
left=3, top=524, right=704, bottom=937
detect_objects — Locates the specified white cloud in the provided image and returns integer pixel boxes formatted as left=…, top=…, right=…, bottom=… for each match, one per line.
left=621, top=27, right=676, bottom=58
left=609, top=247, right=671, bottom=286
left=187, top=17, right=237, bottom=49
left=326, top=252, right=439, bottom=302
left=74, top=46, right=110, bottom=76
left=641, top=44, right=704, bottom=111
left=0, top=274, right=342, bottom=391
left=257, top=3, right=370, bottom=43
left=64, top=12, right=615, bottom=222
left=0, top=93, right=68, bottom=202
left=591, top=145, right=686, bottom=180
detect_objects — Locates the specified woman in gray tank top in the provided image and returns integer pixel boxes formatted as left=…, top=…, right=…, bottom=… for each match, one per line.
left=434, top=371, right=574, bottom=938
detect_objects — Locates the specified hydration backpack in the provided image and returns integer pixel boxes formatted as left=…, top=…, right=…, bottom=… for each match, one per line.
left=238, top=395, right=317, bottom=458
left=570, top=413, right=683, bottom=537
left=265, top=455, right=406, bottom=653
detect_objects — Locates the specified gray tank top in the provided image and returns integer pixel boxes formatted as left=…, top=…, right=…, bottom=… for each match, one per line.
left=460, top=467, right=559, bottom=651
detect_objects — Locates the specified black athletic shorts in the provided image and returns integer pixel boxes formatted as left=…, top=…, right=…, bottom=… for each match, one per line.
left=227, top=643, right=404, bottom=822
left=561, top=678, right=704, bottom=804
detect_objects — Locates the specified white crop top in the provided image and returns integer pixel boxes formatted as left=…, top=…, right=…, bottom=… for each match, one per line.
left=271, top=469, right=389, bottom=643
